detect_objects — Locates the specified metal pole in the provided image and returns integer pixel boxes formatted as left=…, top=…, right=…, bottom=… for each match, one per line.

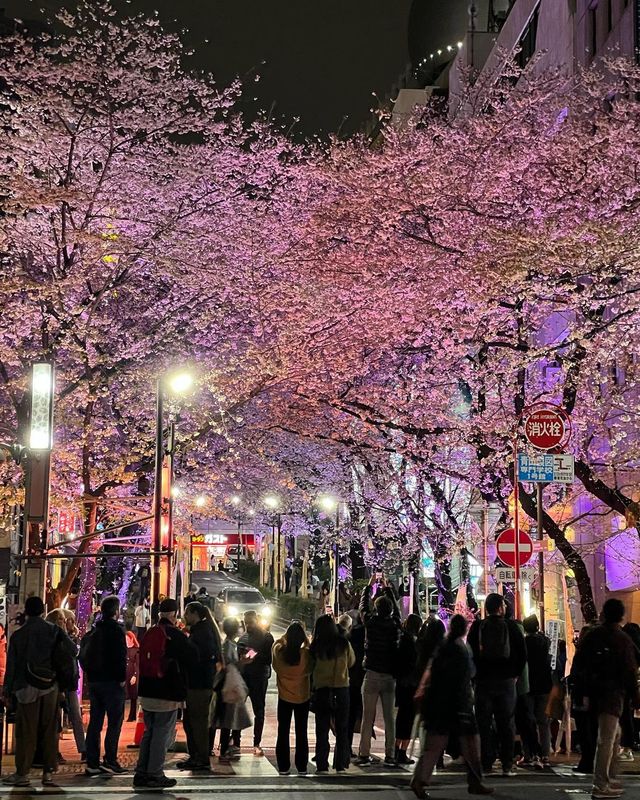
left=166, top=421, right=175, bottom=597
left=483, top=501, right=490, bottom=599
left=275, top=515, right=281, bottom=598
left=152, top=379, right=163, bottom=604
left=237, top=518, right=242, bottom=572
left=333, top=505, right=340, bottom=616
left=537, top=482, right=546, bottom=630
left=513, top=436, right=521, bottom=618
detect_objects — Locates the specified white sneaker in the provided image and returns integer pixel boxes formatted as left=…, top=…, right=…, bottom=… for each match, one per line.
left=618, top=749, right=634, bottom=762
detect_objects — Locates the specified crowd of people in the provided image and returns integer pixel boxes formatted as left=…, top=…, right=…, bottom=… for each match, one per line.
left=1, top=577, right=639, bottom=800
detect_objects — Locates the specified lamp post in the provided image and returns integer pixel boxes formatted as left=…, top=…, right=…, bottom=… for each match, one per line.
left=318, top=495, right=340, bottom=616
left=230, top=495, right=242, bottom=572
left=264, top=494, right=280, bottom=595
left=151, top=370, right=193, bottom=604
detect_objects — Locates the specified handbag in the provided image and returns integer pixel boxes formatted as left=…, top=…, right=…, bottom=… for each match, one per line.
left=222, top=663, right=248, bottom=704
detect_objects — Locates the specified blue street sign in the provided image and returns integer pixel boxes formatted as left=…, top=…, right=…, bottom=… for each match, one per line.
left=518, top=452, right=555, bottom=483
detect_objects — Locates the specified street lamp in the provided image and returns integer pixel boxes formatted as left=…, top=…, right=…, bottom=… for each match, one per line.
left=152, top=368, right=193, bottom=603
left=263, top=494, right=281, bottom=594
left=318, top=495, right=340, bottom=615
left=229, top=495, right=244, bottom=571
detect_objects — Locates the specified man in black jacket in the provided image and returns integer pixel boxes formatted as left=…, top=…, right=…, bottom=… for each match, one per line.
left=523, top=614, right=552, bottom=763
left=355, top=575, right=401, bottom=766
left=238, top=610, right=274, bottom=755
left=178, top=602, right=220, bottom=771
left=467, top=593, right=527, bottom=776
left=81, top=595, right=128, bottom=776
left=133, top=598, right=195, bottom=791
left=2, top=596, right=70, bottom=787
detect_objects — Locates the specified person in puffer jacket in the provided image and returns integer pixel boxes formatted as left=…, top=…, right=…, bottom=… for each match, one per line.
left=355, top=574, right=401, bottom=766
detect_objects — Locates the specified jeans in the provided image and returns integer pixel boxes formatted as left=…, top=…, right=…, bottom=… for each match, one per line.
left=183, top=688, right=212, bottom=766
left=314, top=687, right=350, bottom=771
left=415, top=733, right=484, bottom=788
left=359, top=670, right=396, bottom=759
left=245, top=673, right=268, bottom=747
left=516, top=694, right=539, bottom=759
left=136, top=709, right=178, bottom=778
left=276, top=698, right=309, bottom=773
left=594, top=712, right=621, bottom=790
left=475, top=678, right=517, bottom=771
left=66, top=689, right=86, bottom=756
left=15, top=692, right=59, bottom=776
left=574, top=706, right=598, bottom=772
left=86, top=681, right=125, bottom=768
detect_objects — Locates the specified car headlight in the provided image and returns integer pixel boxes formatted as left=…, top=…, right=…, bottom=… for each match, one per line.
left=226, top=605, right=238, bottom=617
left=261, top=605, right=272, bottom=617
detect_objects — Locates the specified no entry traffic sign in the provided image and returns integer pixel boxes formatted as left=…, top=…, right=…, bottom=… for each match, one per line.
left=496, top=527, right=534, bottom=568
left=523, top=405, right=570, bottom=450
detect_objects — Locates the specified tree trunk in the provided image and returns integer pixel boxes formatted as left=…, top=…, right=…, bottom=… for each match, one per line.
left=518, top=484, right=597, bottom=623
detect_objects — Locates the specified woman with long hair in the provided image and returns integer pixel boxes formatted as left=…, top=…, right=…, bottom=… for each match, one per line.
left=395, top=613, right=422, bottom=764
left=179, top=601, right=222, bottom=771
left=412, top=615, right=493, bottom=798
left=212, top=617, right=252, bottom=763
left=272, top=621, right=311, bottom=775
left=309, top=615, right=355, bottom=774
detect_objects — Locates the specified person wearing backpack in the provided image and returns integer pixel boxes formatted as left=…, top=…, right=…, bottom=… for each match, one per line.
left=133, top=597, right=196, bottom=792
left=574, top=599, right=640, bottom=800
left=467, top=593, right=526, bottom=777
left=2, top=595, right=75, bottom=787
left=81, top=595, right=128, bottom=776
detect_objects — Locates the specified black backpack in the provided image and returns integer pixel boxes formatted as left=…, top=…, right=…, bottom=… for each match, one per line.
left=79, top=626, right=104, bottom=677
left=479, top=616, right=511, bottom=661
left=53, top=631, right=79, bottom=690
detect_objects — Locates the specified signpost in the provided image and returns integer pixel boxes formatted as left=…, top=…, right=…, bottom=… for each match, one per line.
left=518, top=452, right=575, bottom=484
left=515, top=403, right=572, bottom=627
left=496, top=527, right=534, bottom=568
left=495, top=566, right=535, bottom=583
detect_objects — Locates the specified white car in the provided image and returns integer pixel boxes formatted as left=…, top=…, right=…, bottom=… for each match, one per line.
left=213, top=585, right=272, bottom=625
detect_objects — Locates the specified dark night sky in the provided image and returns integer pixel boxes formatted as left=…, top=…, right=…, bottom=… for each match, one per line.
left=6, top=0, right=420, bottom=138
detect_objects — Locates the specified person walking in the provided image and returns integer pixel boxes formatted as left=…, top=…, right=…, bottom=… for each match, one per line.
left=238, top=610, right=274, bottom=756
left=125, top=623, right=140, bottom=722
left=309, top=614, right=355, bottom=774
left=467, top=593, right=526, bottom=776
left=178, top=602, right=221, bottom=772
left=522, top=614, right=552, bottom=765
left=411, top=614, right=494, bottom=799
left=272, top=621, right=311, bottom=775
left=133, top=598, right=195, bottom=792
left=2, top=596, right=75, bottom=787
left=395, top=613, right=422, bottom=765
left=355, top=573, right=401, bottom=766
left=575, top=599, right=640, bottom=800
left=81, top=595, right=128, bottom=776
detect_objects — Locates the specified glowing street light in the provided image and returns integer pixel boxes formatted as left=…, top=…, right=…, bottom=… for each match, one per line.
left=30, top=363, right=55, bottom=451
left=195, top=495, right=207, bottom=508
left=167, top=370, right=194, bottom=396
left=264, top=494, right=279, bottom=510
left=231, top=494, right=241, bottom=506
left=318, top=495, right=338, bottom=513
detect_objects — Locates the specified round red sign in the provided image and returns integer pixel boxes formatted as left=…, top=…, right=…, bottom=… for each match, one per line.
left=495, top=528, right=534, bottom=569
left=523, top=407, right=568, bottom=450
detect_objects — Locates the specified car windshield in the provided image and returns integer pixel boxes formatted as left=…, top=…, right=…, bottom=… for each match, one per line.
left=226, top=590, right=263, bottom=604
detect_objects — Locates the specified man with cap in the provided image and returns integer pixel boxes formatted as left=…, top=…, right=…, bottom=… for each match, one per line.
left=133, top=598, right=196, bottom=791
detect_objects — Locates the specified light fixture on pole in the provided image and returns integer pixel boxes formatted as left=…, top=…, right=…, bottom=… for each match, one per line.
left=152, top=368, right=194, bottom=604
left=263, top=494, right=281, bottom=594
left=318, top=495, right=340, bottom=615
